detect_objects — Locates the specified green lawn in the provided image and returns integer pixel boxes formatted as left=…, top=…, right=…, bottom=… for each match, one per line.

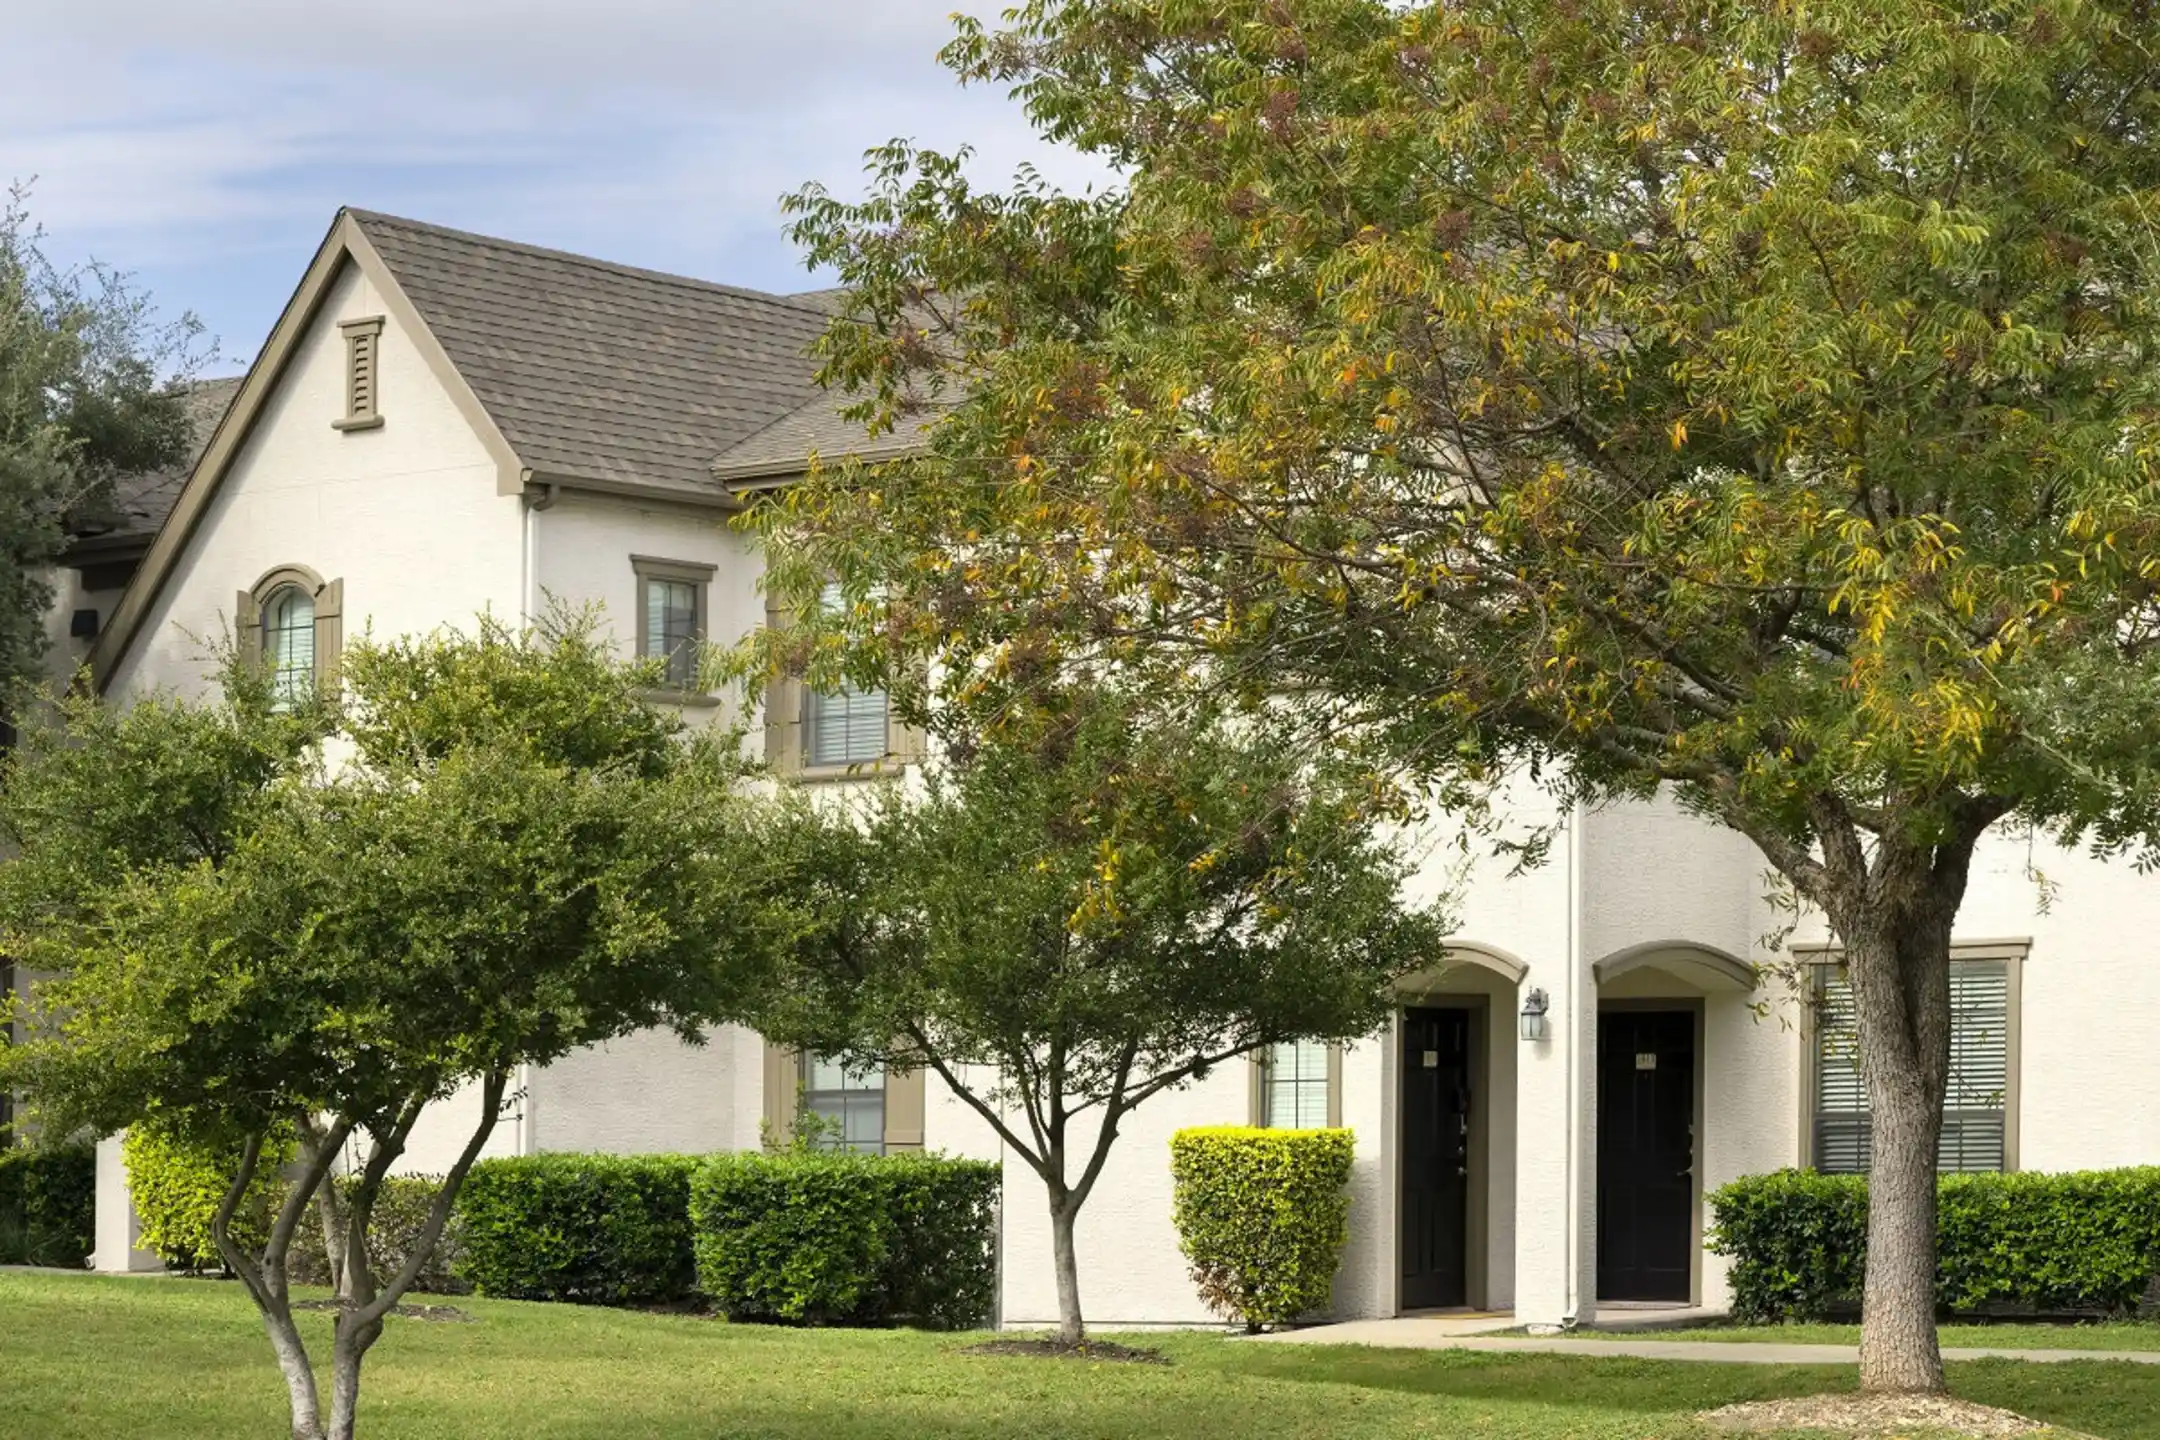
left=3, top=1272, right=2159, bottom=1440
left=1573, top=1322, right=2160, bottom=1353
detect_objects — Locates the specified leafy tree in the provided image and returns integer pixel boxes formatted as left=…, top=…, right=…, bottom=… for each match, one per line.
left=750, top=693, right=1449, bottom=1344
left=763, top=0, right=2160, bottom=1393
left=0, top=189, right=203, bottom=690
left=0, top=615, right=784, bottom=1440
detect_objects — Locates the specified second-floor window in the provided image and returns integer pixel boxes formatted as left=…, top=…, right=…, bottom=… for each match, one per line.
left=263, top=585, right=317, bottom=708
left=633, top=557, right=713, bottom=691
left=804, top=583, right=887, bottom=766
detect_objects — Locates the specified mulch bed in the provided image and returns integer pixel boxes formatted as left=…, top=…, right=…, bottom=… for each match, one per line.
left=960, top=1338, right=1169, bottom=1365
left=292, top=1300, right=473, bottom=1323
left=1702, top=1395, right=2076, bottom=1437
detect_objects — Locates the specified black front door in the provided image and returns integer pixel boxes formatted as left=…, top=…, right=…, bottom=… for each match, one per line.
left=1597, top=1009, right=1697, bottom=1302
left=1400, top=1006, right=1473, bottom=1310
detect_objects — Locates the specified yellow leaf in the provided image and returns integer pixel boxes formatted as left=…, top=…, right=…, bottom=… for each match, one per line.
left=1670, top=419, right=1688, bottom=449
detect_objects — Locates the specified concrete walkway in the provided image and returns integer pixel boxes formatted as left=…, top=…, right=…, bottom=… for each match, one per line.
left=1249, top=1321, right=2160, bottom=1367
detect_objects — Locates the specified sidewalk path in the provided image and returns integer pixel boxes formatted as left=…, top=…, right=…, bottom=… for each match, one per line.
left=1248, top=1321, right=2160, bottom=1367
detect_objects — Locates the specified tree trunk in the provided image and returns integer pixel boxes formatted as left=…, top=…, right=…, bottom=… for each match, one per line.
left=1047, top=1188, right=1086, bottom=1345
left=1833, top=848, right=1962, bottom=1395
left=326, top=1313, right=384, bottom=1440
left=263, top=1302, right=326, bottom=1440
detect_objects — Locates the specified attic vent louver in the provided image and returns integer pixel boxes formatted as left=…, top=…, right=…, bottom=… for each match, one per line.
left=333, top=317, right=386, bottom=431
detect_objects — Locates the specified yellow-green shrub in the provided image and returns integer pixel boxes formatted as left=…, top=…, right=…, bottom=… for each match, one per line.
left=121, top=1125, right=291, bottom=1271
left=1169, top=1126, right=1355, bottom=1330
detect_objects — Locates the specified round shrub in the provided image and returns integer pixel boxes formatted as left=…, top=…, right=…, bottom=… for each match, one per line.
left=1169, top=1125, right=1356, bottom=1331
left=122, top=1125, right=293, bottom=1272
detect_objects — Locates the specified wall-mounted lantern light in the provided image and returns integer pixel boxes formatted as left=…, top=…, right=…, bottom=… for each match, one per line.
left=1519, top=987, right=1550, bottom=1043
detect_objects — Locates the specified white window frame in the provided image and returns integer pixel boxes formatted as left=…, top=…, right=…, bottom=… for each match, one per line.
left=1252, top=1041, right=1343, bottom=1129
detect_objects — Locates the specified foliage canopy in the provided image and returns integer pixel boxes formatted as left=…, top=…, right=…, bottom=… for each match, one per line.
left=759, top=0, right=2160, bottom=1393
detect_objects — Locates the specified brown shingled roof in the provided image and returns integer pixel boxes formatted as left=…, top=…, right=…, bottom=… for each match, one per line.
left=349, top=210, right=839, bottom=499
left=711, top=387, right=938, bottom=485
left=66, top=375, right=243, bottom=558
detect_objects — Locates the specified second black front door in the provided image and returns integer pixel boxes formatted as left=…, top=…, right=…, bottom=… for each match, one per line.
left=1400, top=1006, right=1473, bottom=1310
left=1597, top=1008, right=1697, bottom=1302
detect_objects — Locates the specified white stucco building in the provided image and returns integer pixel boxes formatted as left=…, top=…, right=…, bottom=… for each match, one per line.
left=63, top=210, right=2160, bottom=1329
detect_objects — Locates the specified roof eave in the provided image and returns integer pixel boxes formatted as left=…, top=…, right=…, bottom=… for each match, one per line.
left=711, top=439, right=931, bottom=495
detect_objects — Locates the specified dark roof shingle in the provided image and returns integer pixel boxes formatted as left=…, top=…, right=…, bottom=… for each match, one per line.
left=70, top=375, right=244, bottom=552
left=711, top=387, right=937, bottom=484
left=350, top=211, right=836, bottom=499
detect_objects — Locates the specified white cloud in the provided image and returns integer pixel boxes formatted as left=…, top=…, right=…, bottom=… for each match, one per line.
left=0, top=1, right=1111, bottom=359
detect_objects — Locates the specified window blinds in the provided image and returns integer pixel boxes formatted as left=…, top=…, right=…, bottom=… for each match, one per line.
left=1812, top=960, right=2009, bottom=1174
left=642, top=577, right=699, bottom=687
left=806, top=684, right=889, bottom=766
left=805, top=582, right=888, bottom=765
left=1265, top=1040, right=1332, bottom=1129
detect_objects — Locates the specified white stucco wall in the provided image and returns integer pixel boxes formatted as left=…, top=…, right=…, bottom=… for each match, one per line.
left=107, top=262, right=519, bottom=700
left=529, top=490, right=760, bottom=732
left=987, top=1064, right=1251, bottom=1330
left=527, top=1026, right=744, bottom=1157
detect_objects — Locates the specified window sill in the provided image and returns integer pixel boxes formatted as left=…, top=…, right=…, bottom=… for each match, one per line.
left=786, top=757, right=909, bottom=785
left=331, top=415, right=385, bottom=432
left=635, top=687, right=722, bottom=709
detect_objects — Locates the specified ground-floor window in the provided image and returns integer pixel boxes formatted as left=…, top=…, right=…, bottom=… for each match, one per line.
left=800, top=1054, right=887, bottom=1153
left=1811, top=956, right=2014, bottom=1173
left=1259, top=1040, right=1335, bottom=1129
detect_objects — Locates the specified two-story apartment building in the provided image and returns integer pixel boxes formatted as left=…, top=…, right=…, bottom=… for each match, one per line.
left=67, top=210, right=2160, bottom=1331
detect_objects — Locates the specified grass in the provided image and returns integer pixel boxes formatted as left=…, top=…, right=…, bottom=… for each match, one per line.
left=1571, top=1322, right=2160, bottom=1353
left=4, top=1271, right=2160, bottom=1440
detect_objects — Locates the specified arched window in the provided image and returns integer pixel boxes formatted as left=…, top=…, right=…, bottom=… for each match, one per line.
left=239, top=566, right=342, bottom=709
left=262, top=585, right=317, bottom=707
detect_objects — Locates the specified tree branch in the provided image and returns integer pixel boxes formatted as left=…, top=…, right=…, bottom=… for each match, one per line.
left=353, top=1069, right=508, bottom=1330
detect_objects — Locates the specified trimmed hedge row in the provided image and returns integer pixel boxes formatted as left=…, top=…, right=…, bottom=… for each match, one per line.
left=288, top=1175, right=467, bottom=1296
left=126, top=1140, right=998, bottom=1326
left=457, top=1153, right=701, bottom=1305
left=1168, top=1127, right=1355, bottom=1330
left=691, top=1150, right=997, bottom=1328
left=1709, top=1167, right=2160, bottom=1323
left=0, top=1142, right=95, bottom=1268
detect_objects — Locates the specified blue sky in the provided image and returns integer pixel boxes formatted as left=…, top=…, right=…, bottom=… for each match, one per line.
left=5, top=2, right=1106, bottom=375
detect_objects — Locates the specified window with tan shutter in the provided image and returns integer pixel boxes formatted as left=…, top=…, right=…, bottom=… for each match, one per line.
left=800, top=1053, right=887, bottom=1154
left=1811, top=958, right=2013, bottom=1174
left=803, top=582, right=889, bottom=766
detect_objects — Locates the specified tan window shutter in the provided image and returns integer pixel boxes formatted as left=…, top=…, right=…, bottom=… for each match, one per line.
left=761, top=1040, right=798, bottom=1148
left=313, top=578, right=344, bottom=683
left=236, top=590, right=262, bottom=665
left=762, top=590, right=803, bottom=775
left=884, top=1065, right=925, bottom=1151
